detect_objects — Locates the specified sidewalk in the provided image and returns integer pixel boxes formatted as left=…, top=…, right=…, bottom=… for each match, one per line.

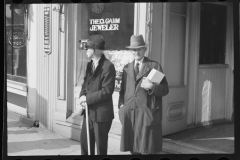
left=7, top=112, right=130, bottom=155
left=163, top=122, right=234, bottom=153
left=7, top=110, right=232, bottom=155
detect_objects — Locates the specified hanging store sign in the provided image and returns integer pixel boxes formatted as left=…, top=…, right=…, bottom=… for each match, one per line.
left=8, top=27, right=26, bottom=48
left=89, top=18, right=120, bottom=31
left=44, top=7, right=51, bottom=54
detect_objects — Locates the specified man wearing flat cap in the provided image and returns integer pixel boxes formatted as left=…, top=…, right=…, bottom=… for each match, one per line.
left=118, top=35, right=169, bottom=154
left=79, top=35, right=116, bottom=155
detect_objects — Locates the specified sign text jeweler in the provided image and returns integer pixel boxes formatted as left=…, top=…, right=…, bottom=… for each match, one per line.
left=89, top=18, right=120, bottom=31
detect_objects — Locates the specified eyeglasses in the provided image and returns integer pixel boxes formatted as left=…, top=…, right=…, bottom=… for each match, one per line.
left=129, top=47, right=145, bottom=52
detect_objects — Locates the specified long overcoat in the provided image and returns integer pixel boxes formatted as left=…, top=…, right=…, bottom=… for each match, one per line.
left=118, top=57, right=169, bottom=154
left=80, top=54, right=116, bottom=122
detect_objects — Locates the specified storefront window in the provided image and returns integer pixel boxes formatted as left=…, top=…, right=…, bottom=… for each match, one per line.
left=6, top=4, right=27, bottom=83
left=84, top=3, right=134, bottom=50
left=77, top=3, right=135, bottom=91
left=75, top=3, right=135, bottom=120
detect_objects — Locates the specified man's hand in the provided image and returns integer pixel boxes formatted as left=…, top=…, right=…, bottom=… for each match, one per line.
left=141, top=77, right=154, bottom=90
left=76, top=104, right=85, bottom=111
left=79, top=95, right=86, bottom=106
left=81, top=102, right=87, bottom=109
left=76, top=98, right=86, bottom=115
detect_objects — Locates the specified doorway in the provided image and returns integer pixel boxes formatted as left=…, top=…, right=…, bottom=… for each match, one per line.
left=196, top=3, right=230, bottom=125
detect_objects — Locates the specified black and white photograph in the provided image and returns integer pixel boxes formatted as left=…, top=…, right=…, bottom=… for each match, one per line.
left=4, top=1, right=237, bottom=158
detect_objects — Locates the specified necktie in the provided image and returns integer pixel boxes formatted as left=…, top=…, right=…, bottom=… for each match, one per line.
left=91, top=63, right=95, bottom=74
left=134, top=62, right=139, bottom=78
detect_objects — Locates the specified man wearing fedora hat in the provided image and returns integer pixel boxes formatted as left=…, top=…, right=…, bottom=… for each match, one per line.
left=79, top=35, right=116, bottom=155
left=118, top=35, right=169, bottom=154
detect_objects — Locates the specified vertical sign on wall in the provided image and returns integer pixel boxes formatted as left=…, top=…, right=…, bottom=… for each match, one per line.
left=44, top=7, right=51, bottom=54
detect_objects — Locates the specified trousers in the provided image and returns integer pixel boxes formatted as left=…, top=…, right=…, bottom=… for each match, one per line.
left=80, top=117, right=112, bottom=155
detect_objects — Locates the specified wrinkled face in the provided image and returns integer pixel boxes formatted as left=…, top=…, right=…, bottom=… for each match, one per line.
left=86, top=48, right=95, bottom=59
left=130, top=47, right=146, bottom=61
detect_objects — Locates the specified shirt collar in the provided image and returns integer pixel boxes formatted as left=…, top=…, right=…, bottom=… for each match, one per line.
left=92, top=57, right=101, bottom=66
left=135, top=57, right=144, bottom=66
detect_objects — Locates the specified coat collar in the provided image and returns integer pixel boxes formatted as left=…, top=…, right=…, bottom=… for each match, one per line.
left=136, top=57, right=152, bottom=81
left=88, top=54, right=106, bottom=76
left=128, top=60, right=135, bottom=79
left=127, top=57, right=152, bottom=81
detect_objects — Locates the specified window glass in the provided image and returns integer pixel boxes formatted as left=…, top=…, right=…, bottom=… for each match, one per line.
left=78, top=3, right=135, bottom=91
left=86, top=3, right=134, bottom=50
left=6, top=4, right=27, bottom=83
left=75, top=3, right=135, bottom=120
left=199, top=3, right=227, bottom=64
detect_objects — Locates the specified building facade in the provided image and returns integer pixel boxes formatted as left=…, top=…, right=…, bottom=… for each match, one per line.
left=6, top=2, right=234, bottom=141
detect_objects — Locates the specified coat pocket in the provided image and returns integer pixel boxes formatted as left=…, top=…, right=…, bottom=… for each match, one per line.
left=143, top=106, right=161, bottom=126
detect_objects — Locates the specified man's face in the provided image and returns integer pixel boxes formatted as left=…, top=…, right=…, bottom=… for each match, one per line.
left=130, top=47, right=146, bottom=61
left=86, top=48, right=94, bottom=59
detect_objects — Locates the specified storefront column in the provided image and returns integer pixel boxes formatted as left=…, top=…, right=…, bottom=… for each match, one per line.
left=26, top=4, right=38, bottom=120
left=33, top=4, right=59, bottom=131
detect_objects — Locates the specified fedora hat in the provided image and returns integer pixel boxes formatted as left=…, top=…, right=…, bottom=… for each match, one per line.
left=86, top=35, right=105, bottom=50
left=126, top=35, right=147, bottom=49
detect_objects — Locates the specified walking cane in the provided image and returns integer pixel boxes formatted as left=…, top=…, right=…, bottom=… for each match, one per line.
left=83, top=102, right=91, bottom=155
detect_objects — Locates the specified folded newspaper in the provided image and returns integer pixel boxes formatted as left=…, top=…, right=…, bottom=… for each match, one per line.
left=147, top=68, right=165, bottom=84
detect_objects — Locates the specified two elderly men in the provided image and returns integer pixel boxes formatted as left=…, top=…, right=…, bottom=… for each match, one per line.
left=79, top=34, right=169, bottom=155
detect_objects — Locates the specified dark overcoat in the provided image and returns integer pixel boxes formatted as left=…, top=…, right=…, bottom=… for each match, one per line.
left=118, top=57, right=169, bottom=154
left=80, top=54, right=116, bottom=122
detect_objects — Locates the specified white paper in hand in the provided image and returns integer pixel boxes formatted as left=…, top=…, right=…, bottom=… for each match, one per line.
left=147, top=68, right=165, bottom=84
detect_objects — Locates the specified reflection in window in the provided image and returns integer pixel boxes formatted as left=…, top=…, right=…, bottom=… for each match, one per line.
left=87, top=3, right=134, bottom=50
left=75, top=3, right=135, bottom=120
left=6, top=4, right=27, bottom=83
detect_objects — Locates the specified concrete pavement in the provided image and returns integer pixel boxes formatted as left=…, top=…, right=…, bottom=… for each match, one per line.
left=7, top=110, right=233, bottom=155
left=163, top=122, right=234, bottom=154
left=7, top=113, right=130, bottom=155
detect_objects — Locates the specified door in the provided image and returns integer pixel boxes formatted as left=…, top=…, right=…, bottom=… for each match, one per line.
left=197, top=3, right=230, bottom=125
left=161, top=3, right=189, bottom=135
